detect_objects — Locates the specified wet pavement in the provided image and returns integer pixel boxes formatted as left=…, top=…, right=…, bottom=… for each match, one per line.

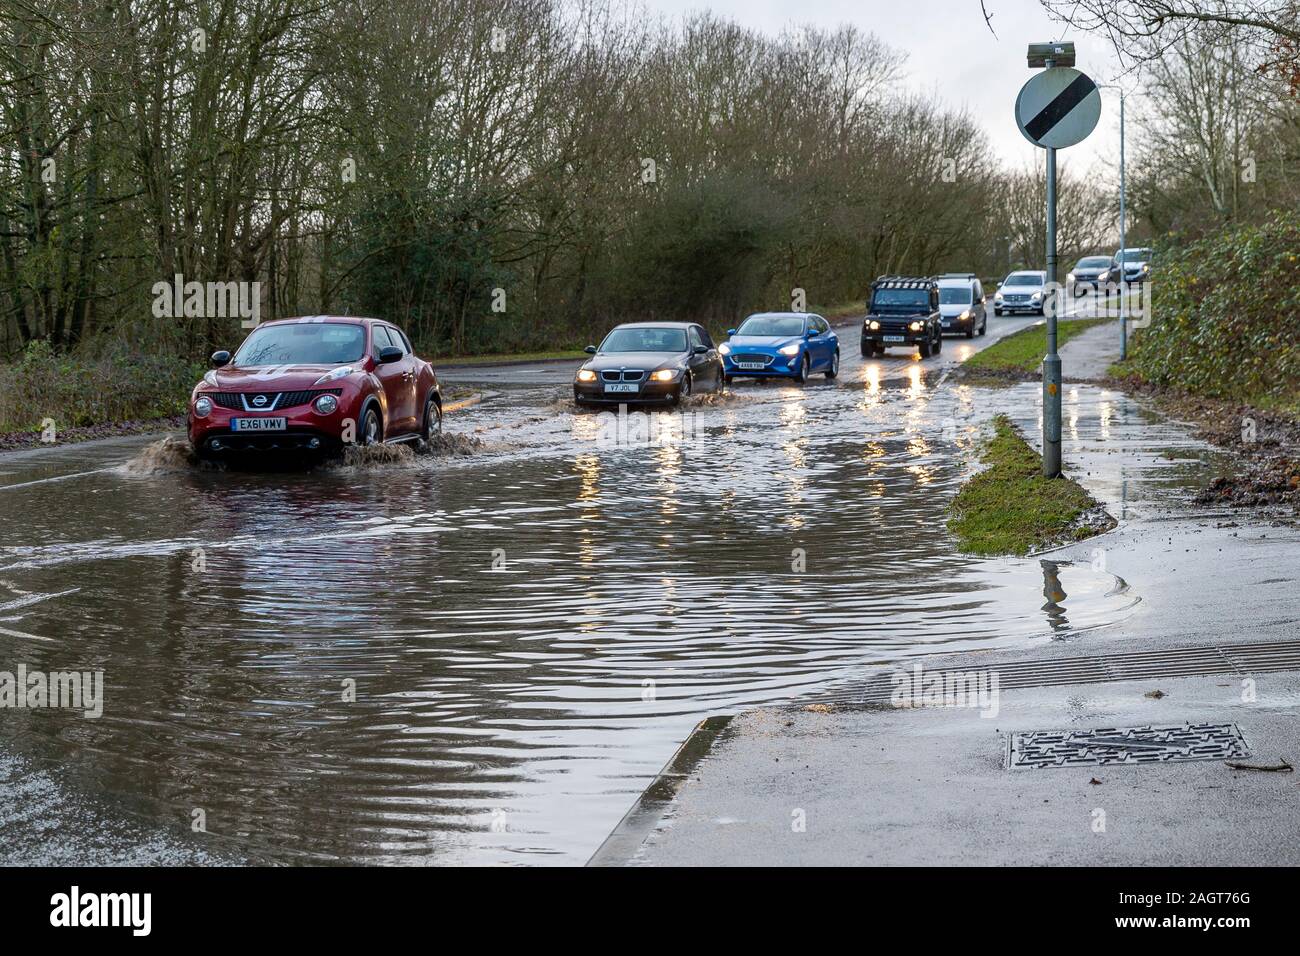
left=619, top=666, right=1300, bottom=866
left=0, top=308, right=1230, bottom=865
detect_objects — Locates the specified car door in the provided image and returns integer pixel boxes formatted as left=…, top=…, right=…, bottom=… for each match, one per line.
left=971, top=282, right=985, bottom=324
left=811, top=316, right=833, bottom=367
left=693, top=325, right=722, bottom=386
left=687, top=325, right=714, bottom=387
left=371, top=325, right=417, bottom=434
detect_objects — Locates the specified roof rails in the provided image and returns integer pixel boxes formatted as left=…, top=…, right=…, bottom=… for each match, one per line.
left=871, top=275, right=936, bottom=290
left=937, top=273, right=977, bottom=280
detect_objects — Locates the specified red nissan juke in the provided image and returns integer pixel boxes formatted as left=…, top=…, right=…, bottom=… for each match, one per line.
left=188, top=316, right=442, bottom=460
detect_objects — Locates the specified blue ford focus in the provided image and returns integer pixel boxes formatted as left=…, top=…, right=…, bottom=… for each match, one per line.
left=720, top=312, right=840, bottom=384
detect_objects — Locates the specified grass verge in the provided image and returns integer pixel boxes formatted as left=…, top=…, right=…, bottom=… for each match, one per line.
left=963, top=317, right=1112, bottom=375
left=0, top=342, right=202, bottom=451
left=947, top=415, right=1113, bottom=556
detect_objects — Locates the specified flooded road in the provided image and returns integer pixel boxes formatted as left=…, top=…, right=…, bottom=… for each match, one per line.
left=0, top=319, right=1224, bottom=864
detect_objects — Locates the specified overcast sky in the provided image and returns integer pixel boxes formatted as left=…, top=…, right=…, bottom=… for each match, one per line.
left=643, top=0, right=1134, bottom=179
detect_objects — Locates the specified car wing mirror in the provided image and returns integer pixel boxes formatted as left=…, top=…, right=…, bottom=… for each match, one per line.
left=726, top=328, right=736, bottom=336
left=211, top=350, right=230, bottom=367
left=693, top=345, right=708, bottom=355
left=378, top=346, right=403, bottom=364
left=584, top=345, right=597, bottom=354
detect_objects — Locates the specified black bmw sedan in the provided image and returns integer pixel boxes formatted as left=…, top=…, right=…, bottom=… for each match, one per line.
left=573, top=322, right=724, bottom=406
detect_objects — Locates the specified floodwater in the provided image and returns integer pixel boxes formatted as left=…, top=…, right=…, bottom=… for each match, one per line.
left=0, top=337, right=1224, bottom=865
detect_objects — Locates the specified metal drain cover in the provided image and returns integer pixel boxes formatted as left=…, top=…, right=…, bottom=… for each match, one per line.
left=1008, top=722, right=1249, bottom=769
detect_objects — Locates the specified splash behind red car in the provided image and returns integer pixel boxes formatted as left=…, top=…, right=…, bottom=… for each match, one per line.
left=188, top=316, right=442, bottom=459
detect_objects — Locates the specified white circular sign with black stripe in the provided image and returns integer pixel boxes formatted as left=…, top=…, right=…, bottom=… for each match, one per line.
left=1015, top=67, right=1101, bottom=149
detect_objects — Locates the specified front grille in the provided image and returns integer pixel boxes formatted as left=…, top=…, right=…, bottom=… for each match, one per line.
left=599, top=370, right=645, bottom=382
left=730, top=353, right=771, bottom=365
left=209, top=430, right=335, bottom=452
left=210, top=389, right=341, bottom=411
left=869, top=320, right=912, bottom=333
left=1003, top=294, right=1030, bottom=303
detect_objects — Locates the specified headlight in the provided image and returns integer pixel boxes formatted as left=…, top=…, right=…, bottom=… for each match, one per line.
left=652, top=368, right=676, bottom=382
left=959, top=310, right=971, bottom=320
left=203, top=370, right=219, bottom=387
left=718, top=343, right=731, bottom=355
left=994, top=293, right=1003, bottom=301
left=909, top=321, right=924, bottom=331
left=1066, top=273, right=1075, bottom=283
left=193, top=396, right=212, bottom=417
left=576, top=368, right=597, bottom=382
left=778, top=343, right=801, bottom=356
left=868, top=320, right=881, bottom=330
left=1142, top=263, right=1150, bottom=272
left=1031, top=291, right=1043, bottom=300
left=313, top=366, right=354, bottom=385
left=313, top=394, right=339, bottom=415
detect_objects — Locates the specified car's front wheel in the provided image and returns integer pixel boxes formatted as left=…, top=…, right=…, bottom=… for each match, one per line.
left=420, top=394, right=442, bottom=446
left=796, top=353, right=810, bottom=384
left=825, top=350, right=840, bottom=379
left=361, top=406, right=382, bottom=445
left=994, top=308, right=1003, bottom=316
left=675, top=373, right=692, bottom=404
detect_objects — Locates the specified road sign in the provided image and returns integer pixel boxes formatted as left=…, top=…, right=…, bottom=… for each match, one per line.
left=1015, top=67, right=1100, bottom=150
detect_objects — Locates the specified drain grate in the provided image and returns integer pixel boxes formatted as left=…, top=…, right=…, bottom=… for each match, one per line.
left=1008, top=722, right=1249, bottom=769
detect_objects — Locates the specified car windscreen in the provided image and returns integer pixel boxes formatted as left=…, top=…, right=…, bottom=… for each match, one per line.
left=938, top=287, right=972, bottom=305
left=1003, top=274, right=1042, bottom=287
left=1078, top=257, right=1111, bottom=268
left=1118, top=249, right=1151, bottom=262
left=600, top=327, right=687, bottom=352
left=736, top=316, right=805, bottom=336
left=872, top=289, right=929, bottom=308
left=233, top=323, right=367, bottom=366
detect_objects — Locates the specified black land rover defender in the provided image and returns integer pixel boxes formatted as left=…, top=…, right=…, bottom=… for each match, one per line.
left=861, top=276, right=943, bottom=359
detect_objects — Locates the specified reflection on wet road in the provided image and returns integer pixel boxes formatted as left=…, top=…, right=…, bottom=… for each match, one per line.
left=0, top=322, right=1220, bottom=864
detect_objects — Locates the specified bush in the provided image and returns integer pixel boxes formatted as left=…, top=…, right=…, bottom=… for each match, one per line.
left=0, top=340, right=202, bottom=432
left=1126, top=213, right=1300, bottom=407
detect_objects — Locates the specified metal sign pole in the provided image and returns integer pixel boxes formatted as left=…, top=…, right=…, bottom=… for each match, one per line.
left=1017, top=42, right=1098, bottom=480
left=1118, top=91, right=1127, bottom=360
left=1043, top=141, right=1062, bottom=478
